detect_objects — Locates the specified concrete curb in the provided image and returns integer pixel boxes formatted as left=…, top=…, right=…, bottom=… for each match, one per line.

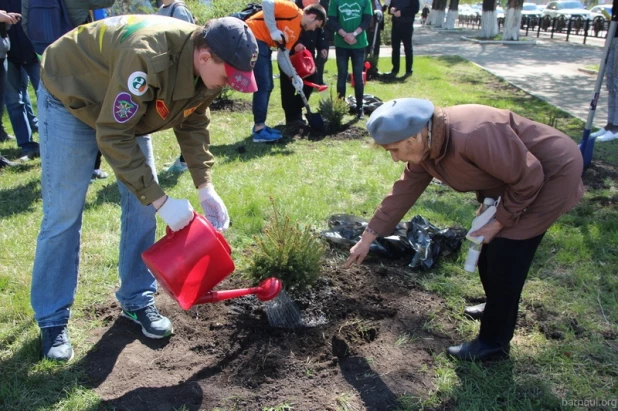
left=578, top=67, right=599, bottom=75
left=460, top=36, right=539, bottom=45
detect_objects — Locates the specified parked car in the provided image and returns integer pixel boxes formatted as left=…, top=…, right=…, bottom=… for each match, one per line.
left=589, top=4, right=612, bottom=20
left=537, top=4, right=546, bottom=13
left=496, top=5, right=505, bottom=18
left=542, top=1, right=591, bottom=19
left=522, top=2, right=542, bottom=19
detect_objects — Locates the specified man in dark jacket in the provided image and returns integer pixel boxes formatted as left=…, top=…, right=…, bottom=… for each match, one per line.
left=279, top=0, right=328, bottom=132
left=386, top=0, right=419, bottom=77
left=0, top=0, right=39, bottom=159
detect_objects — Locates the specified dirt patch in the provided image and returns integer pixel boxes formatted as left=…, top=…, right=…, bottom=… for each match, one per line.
left=210, top=98, right=252, bottom=112
left=582, top=160, right=618, bottom=191
left=82, top=251, right=457, bottom=410
left=519, top=303, right=588, bottom=341
left=286, top=123, right=368, bottom=141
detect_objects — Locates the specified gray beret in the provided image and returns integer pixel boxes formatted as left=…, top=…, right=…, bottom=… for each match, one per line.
left=366, top=98, right=435, bottom=145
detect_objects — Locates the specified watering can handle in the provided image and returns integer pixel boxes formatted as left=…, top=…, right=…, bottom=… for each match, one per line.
left=215, top=230, right=232, bottom=255
left=164, top=212, right=199, bottom=237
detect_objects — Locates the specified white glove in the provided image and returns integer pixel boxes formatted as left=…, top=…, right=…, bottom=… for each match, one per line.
left=198, top=185, right=230, bottom=232
left=270, top=29, right=286, bottom=43
left=291, top=75, right=303, bottom=93
left=156, top=197, right=194, bottom=232
left=375, top=9, right=384, bottom=22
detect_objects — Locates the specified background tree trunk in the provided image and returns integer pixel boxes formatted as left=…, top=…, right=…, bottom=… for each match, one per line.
left=480, top=0, right=498, bottom=37
left=502, top=0, right=524, bottom=40
left=430, top=0, right=448, bottom=27
left=445, top=0, right=460, bottom=29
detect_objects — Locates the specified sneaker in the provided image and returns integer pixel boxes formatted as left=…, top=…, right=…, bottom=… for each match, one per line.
left=356, top=108, right=365, bottom=119
left=166, top=157, right=188, bottom=173
left=596, top=130, right=618, bottom=142
left=0, top=155, right=17, bottom=169
left=265, top=126, right=282, bottom=135
left=92, top=169, right=109, bottom=180
left=590, top=128, right=607, bottom=138
left=0, top=131, right=15, bottom=142
left=41, top=326, right=74, bottom=362
left=252, top=127, right=282, bottom=143
left=122, top=304, right=173, bottom=339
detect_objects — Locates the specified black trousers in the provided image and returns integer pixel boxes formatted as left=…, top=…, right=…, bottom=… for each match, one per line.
left=279, top=65, right=315, bottom=124
left=478, top=233, right=546, bottom=346
left=391, top=21, right=414, bottom=74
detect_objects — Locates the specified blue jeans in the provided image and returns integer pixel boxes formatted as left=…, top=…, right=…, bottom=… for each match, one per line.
left=0, top=58, right=7, bottom=135
left=335, top=47, right=365, bottom=110
left=5, top=60, right=40, bottom=152
left=252, top=40, right=273, bottom=126
left=31, top=85, right=158, bottom=328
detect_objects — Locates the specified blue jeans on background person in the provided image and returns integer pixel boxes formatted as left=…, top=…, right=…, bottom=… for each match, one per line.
left=5, top=60, right=40, bottom=153
left=252, top=40, right=274, bottom=127
left=31, top=85, right=158, bottom=329
left=335, top=47, right=365, bottom=112
left=0, top=58, right=9, bottom=138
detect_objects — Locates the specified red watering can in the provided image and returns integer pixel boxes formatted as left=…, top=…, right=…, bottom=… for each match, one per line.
left=142, top=213, right=282, bottom=310
left=290, top=49, right=328, bottom=92
left=350, top=61, right=371, bottom=87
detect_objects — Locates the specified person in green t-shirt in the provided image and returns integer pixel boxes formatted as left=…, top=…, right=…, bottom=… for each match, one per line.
left=327, top=0, right=372, bottom=118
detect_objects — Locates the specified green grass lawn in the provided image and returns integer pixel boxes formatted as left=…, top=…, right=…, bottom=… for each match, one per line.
left=1, top=56, right=618, bottom=410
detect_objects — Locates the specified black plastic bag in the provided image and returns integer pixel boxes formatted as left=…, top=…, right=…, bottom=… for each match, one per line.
left=321, top=214, right=466, bottom=270
left=345, top=94, right=384, bottom=115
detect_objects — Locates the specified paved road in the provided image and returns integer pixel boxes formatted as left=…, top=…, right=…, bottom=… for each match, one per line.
left=327, top=26, right=609, bottom=127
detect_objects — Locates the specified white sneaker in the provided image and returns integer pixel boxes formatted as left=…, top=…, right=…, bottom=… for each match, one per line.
left=590, top=128, right=607, bottom=138
left=166, top=157, right=188, bottom=173
left=596, top=130, right=618, bottom=142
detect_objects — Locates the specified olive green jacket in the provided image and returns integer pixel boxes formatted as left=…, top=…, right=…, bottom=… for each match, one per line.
left=41, top=16, right=221, bottom=205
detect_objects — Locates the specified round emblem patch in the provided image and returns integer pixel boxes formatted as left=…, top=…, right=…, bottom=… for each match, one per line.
left=127, top=71, right=148, bottom=96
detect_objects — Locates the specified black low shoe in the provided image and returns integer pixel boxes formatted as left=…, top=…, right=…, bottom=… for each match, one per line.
left=464, top=302, right=486, bottom=320
left=447, top=338, right=510, bottom=362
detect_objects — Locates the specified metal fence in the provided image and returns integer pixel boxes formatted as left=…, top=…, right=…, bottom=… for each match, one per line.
left=456, top=14, right=610, bottom=44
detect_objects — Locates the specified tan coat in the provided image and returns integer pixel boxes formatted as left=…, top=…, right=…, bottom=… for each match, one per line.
left=41, top=16, right=221, bottom=205
left=368, top=105, right=585, bottom=240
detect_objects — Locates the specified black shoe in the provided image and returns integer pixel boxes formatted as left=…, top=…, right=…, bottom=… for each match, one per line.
left=404, top=70, right=413, bottom=77
left=19, top=148, right=40, bottom=161
left=0, top=155, right=17, bottom=169
left=384, top=71, right=398, bottom=78
left=464, top=302, right=485, bottom=320
left=356, top=108, right=365, bottom=119
left=447, top=338, right=510, bottom=362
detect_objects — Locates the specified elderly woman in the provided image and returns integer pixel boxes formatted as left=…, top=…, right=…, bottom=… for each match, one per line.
left=346, top=98, right=584, bottom=361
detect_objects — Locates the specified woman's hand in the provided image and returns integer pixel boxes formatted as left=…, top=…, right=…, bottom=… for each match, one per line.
left=469, top=219, right=504, bottom=244
left=294, top=43, right=306, bottom=52
left=345, top=230, right=377, bottom=268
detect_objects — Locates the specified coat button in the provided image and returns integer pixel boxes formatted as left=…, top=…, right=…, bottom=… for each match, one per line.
left=140, top=195, right=146, bottom=200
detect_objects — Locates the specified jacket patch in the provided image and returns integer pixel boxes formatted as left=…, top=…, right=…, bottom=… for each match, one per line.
left=113, top=92, right=139, bottom=123
left=128, top=71, right=148, bottom=96
left=156, top=99, right=169, bottom=119
left=184, top=106, right=198, bottom=117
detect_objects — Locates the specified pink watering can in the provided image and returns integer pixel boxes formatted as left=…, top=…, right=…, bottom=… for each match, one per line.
left=142, top=213, right=282, bottom=310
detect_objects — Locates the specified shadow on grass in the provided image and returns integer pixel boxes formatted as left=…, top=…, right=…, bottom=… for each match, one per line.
left=210, top=134, right=296, bottom=166
left=0, top=178, right=40, bottom=217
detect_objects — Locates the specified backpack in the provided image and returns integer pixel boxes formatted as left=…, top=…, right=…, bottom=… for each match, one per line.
left=230, top=2, right=298, bottom=21
left=169, top=1, right=195, bottom=23
left=230, top=3, right=263, bottom=21
left=27, top=0, right=73, bottom=55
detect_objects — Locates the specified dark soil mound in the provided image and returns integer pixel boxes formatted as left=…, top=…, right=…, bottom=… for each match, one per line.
left=82, top=252, right=457, bottom=410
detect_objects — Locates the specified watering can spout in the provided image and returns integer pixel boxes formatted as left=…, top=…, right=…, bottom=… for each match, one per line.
left=193, top=277, right=283, bottom=305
